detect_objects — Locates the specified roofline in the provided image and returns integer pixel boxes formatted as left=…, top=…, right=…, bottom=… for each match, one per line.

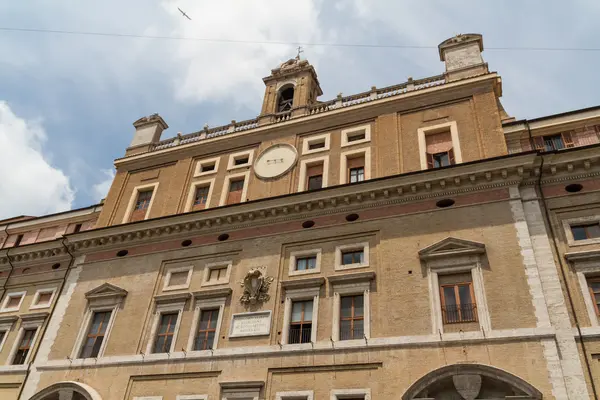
left=0, top=203, right=103, bottom=232
left=503, top=104, right=600, bottom=127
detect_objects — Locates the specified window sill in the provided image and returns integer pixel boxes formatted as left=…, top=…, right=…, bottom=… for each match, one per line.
left=303, top=147, right=329, bottom=156
left=568, top=238, right=600, bottom=247
left=227, top=163, right=251, bottom=172
left=162, top=285, right=190, bottom=292
left=195, top=170, right=218, bottom=178
left=289, top=268, right=320, bottom=277
left=334, top=263, right=369, bottom=272
left=0, top=308, right=19, bottom=314
left=29, top=304, right=51, bottom=311
left=201, top=280, right=230, bottom=287
left=341, top=138, right=370, bottom=148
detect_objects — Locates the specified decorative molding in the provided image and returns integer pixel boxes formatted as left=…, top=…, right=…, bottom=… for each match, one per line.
left=281, top=277, right=325, bottom=290
left=85, top=283, right=128, bottom=301
left=192, top=288, right=232, bottom=300
left=239, top=268, right=274, bottom=305
left=328, top=271, right=375, bottom=285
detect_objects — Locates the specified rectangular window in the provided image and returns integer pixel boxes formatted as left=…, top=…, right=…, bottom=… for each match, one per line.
left=347, top=131, right=366, bottom=143
left=13, top=329, right=36, bottom=365
left=439, top=273, right=477, bottom=324
left=295, top=256, right=317, bottom=271
left=588, top=278, right=600, bottom=316
left=347, top=156, right=365, bottom=183
left=306, top=164, right=323, bottom=191
left=14, top=234, right=24, bottom=248
left=308, top=141, right=325, bottom=150
left=201, top=163, right=215, bottom=173
left=79, top=311, right=112, bottom=358
left=3, top=292, right=24, bottom=311
left=73, top=224, right=82, bottom=233
left=208, top=267, right=227, bottom=282
left=425, top=130, right=455, bottom=169
left=153, top=313, right=178, bottom=353
left=289, top=300, right=313, bottom=344
left=33, top=292, right=53, bottom=308
left=571, top=223, right=600, bottom=241
left=193, top=186, right=210, bottom=211
left=194, top=309, right=219, bottom=350
left=7, top=296, right=22, bottom=309
left=226, top=179, right=244, bottom=205
left=534, top=132, right=574, bottom=151
left=341, top=250, right=364, bottom=265
left=130, top=190, right=153, bottom=222
left=234, top=156, right=249, bottom=166
left=167, top=271, right=190, bottom=287
left=340, top=295, right=364, bottom=340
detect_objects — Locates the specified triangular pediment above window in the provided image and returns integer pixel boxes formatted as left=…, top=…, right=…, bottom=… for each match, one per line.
left=85, top=283, right=128, bottom=300
left=419, top=237, right=485, bottom=260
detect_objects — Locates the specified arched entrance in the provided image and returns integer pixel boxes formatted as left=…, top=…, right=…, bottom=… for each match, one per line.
left=402, top=364, right=543, bottom=400
left=29, top=381, right=102, bottom=400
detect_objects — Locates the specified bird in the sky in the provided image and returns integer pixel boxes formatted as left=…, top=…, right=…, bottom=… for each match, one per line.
left=178, top=7, right=192, bottom=20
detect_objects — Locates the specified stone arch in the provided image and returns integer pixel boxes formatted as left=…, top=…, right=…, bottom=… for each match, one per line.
left=29, top=381, right=102, bottom=400
left=276, top=84, right=295, bottom=112
left=402, top=363, right=543, bottom=400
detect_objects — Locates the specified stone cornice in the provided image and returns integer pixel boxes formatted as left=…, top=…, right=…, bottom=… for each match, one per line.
left=192, top=287, right=232, bottom=300
left=281, top=277, right=325, bottom=290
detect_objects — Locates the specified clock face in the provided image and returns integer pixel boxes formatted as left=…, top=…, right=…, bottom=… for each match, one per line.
left=254, top=143, right=298, bottom=180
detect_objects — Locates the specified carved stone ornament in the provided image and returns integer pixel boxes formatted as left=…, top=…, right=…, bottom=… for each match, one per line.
left=240, top=268, right=274, bottom=305
left=452, top=374, right=482, bottom=400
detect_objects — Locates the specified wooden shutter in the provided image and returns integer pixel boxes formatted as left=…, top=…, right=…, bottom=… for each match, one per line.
left=562, top=131, right=575, bottom=148
left=533, top=136, right=545, bottom=151
left=448, top=148, right=455, bottom=165
left=520, top=138, right=532, bottom=152
left=226, top=180, right=244, bottom=205
left=426, top=153, right=434, bottom=169
left=347, top=156, right=364, bottom=169
left=306, top=164, right=323, bottom=178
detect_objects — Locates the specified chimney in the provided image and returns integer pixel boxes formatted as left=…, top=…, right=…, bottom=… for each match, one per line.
left=126, top=113, right=169, bottom=155
left=438, top=34, right=488, bottom=82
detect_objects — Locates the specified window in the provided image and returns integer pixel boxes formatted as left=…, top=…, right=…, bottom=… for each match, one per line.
left=330, top=389, right=371, bottom=400
left=1, top=291, right=25, bottom=312
left=130, top=190, right=153, bottom=222
left=194, top=309, right=219, bottom=350
left=30, top=288, right=56, bottom=310
left=534, top=132, right=574, bottom=152
left=588, top=278, right=600, bottom=316
left=73, top=224, right=82, bottom=233
left=276, top=391, right=314, bottom=400
left=342, top=250, right=364, bottom=265
left=428, top=151, right=454, bottom=168
left=163, top=266, right=192, bottom=291
left=192, top=186, right=210, bottom=211
left=202, top=261, right=232, bottom=286
left=340, top=295, right=364, bottom=340
left=13, top=328, right=36, bottom=365
left=14, top=234, right=23, bottom=248
left=79, top=311, right=112, bottom=358
left=195, top=157, right=220, bottom=177
left=289, top=300, right=313, bottom=344
left=308, top=141, right=325, bottom=150
left=277, top=86, right=294, bottom=112
left=234, top=156, right=249, bottom=166
left=226, top=179, right=244, bottom=205
left=296, top=256, right=317, bottom=271
left=0, top=331, right=5, bottom=351
left=572, top=224, right=600, bottom=241
left=425, top=130, right=455, bottom=169
left=439, top=273, right=477, bottom=324
left=153, top=312, right=178, bottom=353
left=227, top=150, right=254, bottom=170
left=302, top=133, right=330, bottom=155
left=306, top=164, right=323, bottom=191
left=341, top=125, right=371, bottom=147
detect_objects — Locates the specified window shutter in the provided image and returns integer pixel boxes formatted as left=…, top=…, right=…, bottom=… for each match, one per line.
left=562, top=131, right=575, bottom=148
left=306, top=164, right=323, bottom=177
left=448, top=148, right=455, bottom=165
left=427, top=153, right=434, bottom=169
left=533, top=136, right=545, bottom=150
left=347, top=156, right=364, bottom=169
left=520, top=138, right=532, bottom=152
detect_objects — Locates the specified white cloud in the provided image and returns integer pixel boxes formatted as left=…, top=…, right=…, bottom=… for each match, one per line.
left=160, top=0, right=328, bottom=105
left=92, top=169, right=116, bottom=203
left=0, top=101, right=74, bottom=219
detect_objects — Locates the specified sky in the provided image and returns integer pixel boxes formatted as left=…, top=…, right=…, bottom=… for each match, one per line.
left=0, top=0, right=598, bottom=219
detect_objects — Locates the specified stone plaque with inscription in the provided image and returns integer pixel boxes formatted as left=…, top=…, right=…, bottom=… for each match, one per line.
left=229, top=311, right=272, bottom=337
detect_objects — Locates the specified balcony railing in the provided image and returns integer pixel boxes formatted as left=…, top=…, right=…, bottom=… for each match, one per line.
left=442, top=303, right=477, bottom=324
left=288, top=324, right=312, bottom=344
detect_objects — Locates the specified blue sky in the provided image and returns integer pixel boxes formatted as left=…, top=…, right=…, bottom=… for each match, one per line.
left=0, top=0, right=598, bottom=219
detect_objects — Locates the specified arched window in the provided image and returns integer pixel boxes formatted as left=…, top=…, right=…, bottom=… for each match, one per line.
left=277, top=86, right=294, bottom=112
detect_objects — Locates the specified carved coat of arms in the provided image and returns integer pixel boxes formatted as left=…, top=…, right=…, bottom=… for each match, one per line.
left=240, top=268, right=274, bottom=305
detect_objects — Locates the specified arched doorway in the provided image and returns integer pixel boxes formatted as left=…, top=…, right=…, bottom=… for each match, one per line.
left=29, top=381, right=102, bottom=400
left=402, top=364, right=543, bottom=400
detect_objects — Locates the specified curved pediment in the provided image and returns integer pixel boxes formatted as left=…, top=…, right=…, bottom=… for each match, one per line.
left=419, top=237, right=485, bottom=260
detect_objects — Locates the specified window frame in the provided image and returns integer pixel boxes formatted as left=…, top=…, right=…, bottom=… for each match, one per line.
left=330, top=389, right=371, bottom=400
left=282, top=286, right=320, bottom=345
left=563, top=216, right=600, bottom=247
left=227, top=150, right=254, bottom=171
left=339, top=148, right=371, bottom=185
left=186, top=295, right=227, bottom=352
left=146, top=298, right=187, bottom=355
left=341, top=125, right=371, bottom=147
left=177, top=396, right=208, bottom=400
left=78, top=309, right=114, bottom=359
left=297, top=156, right=329, bottom=192
left=331, top=279, right=371, bottom=342
left=29, top=288, right=57, bottom=310
left=289, top=249, right=322, bottom=276
left=417, top=121, right=463, bottom=171
left=184, top=178, right=215, bottom=212
left=122, top=182, right=160, bottom=223
left=277, top=391, right=314, bottom=400
left=334, top=243, right=370, bottom=271
left=0, top=317, right=16, bottom=354
left=201, top=261, right=232, bottom=287
left=194, top=156, right=220, bottom=177
left=439, top=280, right=478, bottom=324
left=219, top=171, right=251, bottom=206
left=6, top=313, right=47, bottom=366
left=587, top=277, right=600, bottom=317
left=163, top=266, right=193, bottom=292
left=302, top=133, right=330, bottom=155
left=339, top=294, right=365, bottom=341
left=1, top=291, right=26, bottom=313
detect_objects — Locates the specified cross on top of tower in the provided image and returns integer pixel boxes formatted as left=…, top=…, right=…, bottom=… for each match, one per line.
left=296, top=46, right=304, bottom=60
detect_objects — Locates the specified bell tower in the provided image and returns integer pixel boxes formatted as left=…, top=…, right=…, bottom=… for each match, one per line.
left=260, top=55, right=323, bottom=118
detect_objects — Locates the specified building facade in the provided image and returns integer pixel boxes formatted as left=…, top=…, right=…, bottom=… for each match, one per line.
left=0, top=33, right=599, bottom=400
